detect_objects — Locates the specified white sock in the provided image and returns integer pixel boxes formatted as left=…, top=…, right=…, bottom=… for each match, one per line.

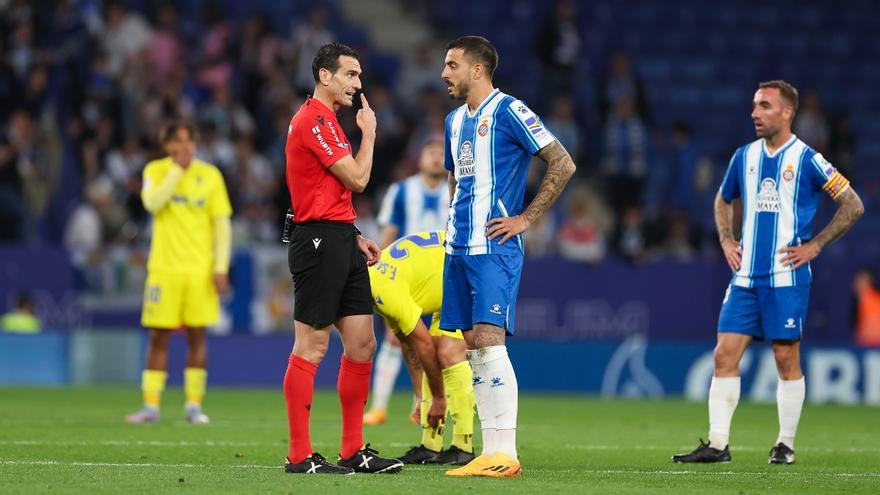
left=480, top=345, right=518, bottom=459
left=776, top=377, right=805, bottom=450
left=368, top=340, right=402, bottom=411
left=467, top=349, right=496, bottom=456
left=708, top=376, right=740, bottom=449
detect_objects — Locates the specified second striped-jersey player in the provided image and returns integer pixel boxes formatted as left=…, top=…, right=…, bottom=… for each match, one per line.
left=720, top=135, right=851, bottom=288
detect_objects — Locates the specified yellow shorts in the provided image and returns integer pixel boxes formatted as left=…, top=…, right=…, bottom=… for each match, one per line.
left=428, top=313, right=464, bottom=340
left=141, top=272, right=219, bottom=329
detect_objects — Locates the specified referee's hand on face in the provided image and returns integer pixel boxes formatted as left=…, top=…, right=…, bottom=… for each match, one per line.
left=356, top=93, right=376, bottom=138
left=357, top=235, right=381, bottom=266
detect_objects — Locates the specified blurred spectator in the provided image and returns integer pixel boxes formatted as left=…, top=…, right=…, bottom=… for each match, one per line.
left=105, top=135, right=147, bottom=225
left=523, top=214, right=556, bottom=258
left=195, top=120, right=234, bottom=173
left=396, top=42, right=446, bottom=111
left=655, top=211, right=696, bottom=262
left=794, top=90, right=830, bottom=154
left=598, top=51, right=651, bottom=125
left=544, top=97, right=581, bottom=164
left=231, top=134, right=274, bottom=207
left=8, top=16, right=36, bottom=80
left=291, top=6, right=334, bottom=94
left=0, top=112, right=29, bottom=241
left=828, top=110, right=855, bottom=178
left=199, top=85, right=256, bottom=139
left=146, top=4, right=185, bottom=90
left=558, top=192, right=605, bottom=264
left=612, top=206, right=647, bottom=262
left=853, top=267, right=880, bottom=347
left=0, top=292, right=40, bottom=333
left=601, top=98, right=648, bottom=216
left=537, top=0, right=581, bottom=96
left=101, top=2, right=152, bottom=78
left=196, top=5, right=234, bottom=89
left=63, top=177, right=127, bottom=270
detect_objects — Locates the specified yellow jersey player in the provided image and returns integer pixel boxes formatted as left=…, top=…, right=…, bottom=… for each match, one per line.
left=369, top=231, right=476, bottom=465
left=125, top=121, right=232, bottom=425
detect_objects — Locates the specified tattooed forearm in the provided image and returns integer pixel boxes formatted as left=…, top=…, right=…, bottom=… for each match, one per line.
left=714, top=191, right=736, bottom=243
left=812, top=188, right=864, bottom=249
left=524, top=141, right=576, bottom=224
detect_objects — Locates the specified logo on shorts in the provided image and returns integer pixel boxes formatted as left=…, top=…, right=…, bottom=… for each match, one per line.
left=478, top=119, right=489, bottom=136
left=312, top=238, right=322, bottom=249
left=490, top=377, right=504, bottom=387
left=785, top=318, right=796, bottom=329
left=473, top=375, right=484, bottom=385
left=490, top=303, right=503, bottom=315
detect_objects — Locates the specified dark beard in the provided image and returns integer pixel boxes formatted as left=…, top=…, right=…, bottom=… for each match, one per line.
left=450, top=81, right=469, bottom=100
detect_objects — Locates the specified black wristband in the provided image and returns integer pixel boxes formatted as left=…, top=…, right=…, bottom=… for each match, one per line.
left=353, top=223, right=363, bottom=236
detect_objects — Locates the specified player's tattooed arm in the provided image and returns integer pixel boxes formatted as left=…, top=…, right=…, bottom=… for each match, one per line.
left=779, top=188, right=864, bottom=269
left=485, top=140, right=575, bottom=245
left=715, top=192, right=742, bottom=272
left=525, top=141, right=577, bottom=224
left=812, top=188, right=864, bottom=248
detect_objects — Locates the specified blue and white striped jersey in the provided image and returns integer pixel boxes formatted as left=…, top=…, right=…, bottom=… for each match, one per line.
left=444, top=89, right=556, bottom=256
left=720, top=135, right=850, bottom=288
left=377, top=174, right=450, bottom=235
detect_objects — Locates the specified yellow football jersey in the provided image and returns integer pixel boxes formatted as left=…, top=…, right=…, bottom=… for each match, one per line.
left=142, top=157, right=232, bottom=275
left=369, top=231, right=446, bottom=335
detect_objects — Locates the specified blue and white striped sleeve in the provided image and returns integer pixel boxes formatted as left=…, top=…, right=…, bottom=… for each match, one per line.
left=719, top=149, right=742, bottom=201
left=504, top=99, right=556, bottom=155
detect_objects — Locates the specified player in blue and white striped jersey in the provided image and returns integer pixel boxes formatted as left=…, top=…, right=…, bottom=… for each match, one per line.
left=674, top=81, right=864, bottom=466
left=439, top=36, right=577, bottom=477
left=364, top=138, right=451, bottom=426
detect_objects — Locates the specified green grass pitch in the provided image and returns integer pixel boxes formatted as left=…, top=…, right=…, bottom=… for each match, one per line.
left=1, top=387, right=878, bottom=494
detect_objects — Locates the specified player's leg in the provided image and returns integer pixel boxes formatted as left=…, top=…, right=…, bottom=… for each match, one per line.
left=127, top=272, right=182, bottom=423
left=180, top=272, right=220, bottom=424
left=125, top=328, right=171, bottom=423
left=674, top=285, right=759, bottom=463
left=765, top=286, right=808, bottom=464
left=364, top=327, right=402, bottom=425
left=283, top=223, right=354, bottom=474
left=466, top=254, right=523, bottom=477
left=433, top=331, right=476, bottom=465
left=333, top=229, right=403, bottom=474
left=183, top=327, right=209, bottom=424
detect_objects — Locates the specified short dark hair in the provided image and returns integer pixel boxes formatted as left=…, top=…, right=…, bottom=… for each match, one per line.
left=160, top=120, right=197, bottom=143
left=446, top=35, right=499, bottom=78
left=312, top=42, right=360, bottom=83
left=759, top=80, right=799, bottom=116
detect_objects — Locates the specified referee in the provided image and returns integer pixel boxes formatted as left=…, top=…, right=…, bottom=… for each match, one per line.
left=281, top=42, right=403, bottom=475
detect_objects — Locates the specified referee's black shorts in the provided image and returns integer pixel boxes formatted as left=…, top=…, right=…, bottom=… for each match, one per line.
left=288, top=221, right=373, bottom=328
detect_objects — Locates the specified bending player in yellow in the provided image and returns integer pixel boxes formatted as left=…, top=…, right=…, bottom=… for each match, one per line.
left=126, top=121, right=232, bottom=424
left=369, top=231, right=477, bottom=465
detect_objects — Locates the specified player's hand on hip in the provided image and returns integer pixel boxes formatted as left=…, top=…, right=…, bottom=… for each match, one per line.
left=779, top=242, right=821, bottom=269
left=485, top=215, right=531, bottom=245
left=357, top=235, right=381, bottom=266
left=720, top=238, right=742, bottom=272
left=356, top=93, right=376, bottom=138
left=213, top=273, right=229, bottom=295
left=426, top=396, right=446, bottom=428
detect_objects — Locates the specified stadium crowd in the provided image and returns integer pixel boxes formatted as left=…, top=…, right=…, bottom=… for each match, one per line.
left=0, top=1, right=867, bottom=294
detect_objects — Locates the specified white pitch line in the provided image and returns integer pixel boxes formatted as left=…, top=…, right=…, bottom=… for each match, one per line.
left=2, top=460, right=879, bottom=478
left=4, top=440, right=878, bottom=454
